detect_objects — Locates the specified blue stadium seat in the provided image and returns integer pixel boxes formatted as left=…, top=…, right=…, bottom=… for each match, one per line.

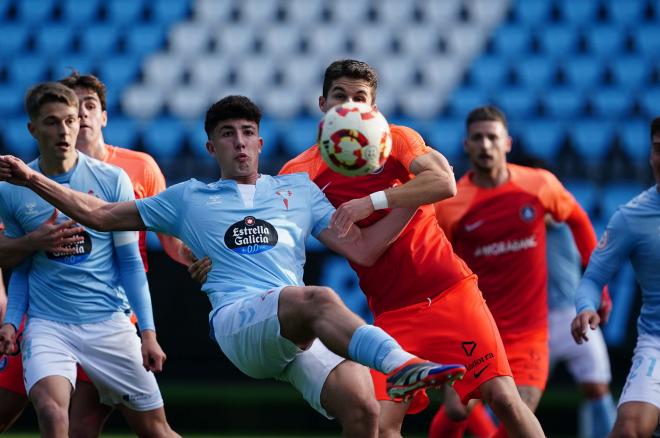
left=80, top=24, right=120, bottom=55
left=492, top=25, right=532, bottom=58
left=424, top=118, right=465, bottom=162
left=97, top=55, right=141, bottom=90
left=633, top=25, right=660, bottom=57
left=142, top=117, right=186, bottom=159
left=51, top=55, right=95, bottom=80
left=3, top=117, right=38, bottom=160
left=639, top=87, right=660, bottom=117
left=34, top=24, right=76, bottom=55
left=149, top=0, right=190, bottom=25
left=514, top=56, right=557, bottom=89
left=600, top=182, right=645, bottom=219
left=493, top=87, right=538, bottom=119
left=187, top=121, right=208, bottom=157
left=124, top=24, right=166, bottom=56
left=15, top=0, right=57, bottom=24
left=514, top=0, right=553, bottom=25
left=591, top=87, right=632, bottom=118
left=105, top=0, right=145, bottom=25
left=468, top=56, right=510, bottom=91
left=563, top=178, right=599, bottom=216
left=0, top=86, right=23, bottom=116
left=542, top=87, right=586, bottom=119
left=571, top=119, right=615, bottom=161
left=0, top=0, right=11, bottom=19
left=520, top=119, right=566, bottom=162
left=0, top=24, right=30, bottom=57
left=103, top=117, right=139, bottom=148
left=604, top=0, right=644, bottom=24
left=584, top=25, right=626, bottom=58
left=617, top=119, right=650, bottom=162
left=446, top=87, right=490, bottom=117
left=8, top=56, right=50, bottom=89
left=558, top=0, right=598, bottom=24
left=537, top=24, right=579, bottom=58
left=61, top=0, right=101, bottom=24
left=279, top=117, right=318, bottom=158
left=562, top=56, right=604, bottom=89
left=609, top=56, right=649, bottom=91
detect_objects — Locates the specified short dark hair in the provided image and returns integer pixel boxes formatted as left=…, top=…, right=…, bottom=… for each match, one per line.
left=322, top=59, right=378, bottom=100
left=651, top=117, right=660, bottom=139
left=204, top=95, right=262, bottom=137
left=59, top=71, right=107, bottom=111
left=466, top=105, right=508, bottom=131
left=25, top=82, right=79, bottom=121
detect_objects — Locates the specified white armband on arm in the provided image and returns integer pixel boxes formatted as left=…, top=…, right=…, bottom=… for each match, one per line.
left=369, top=190, right=389, bottom=210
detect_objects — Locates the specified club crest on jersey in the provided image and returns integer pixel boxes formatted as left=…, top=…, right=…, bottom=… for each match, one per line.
left=275, top=190, right=293, bottom=209
left=46, top=225, right=92, bottom=265
left=519, top=204, right=537, bottom=222
left=224, top=216, right=278, bottom=255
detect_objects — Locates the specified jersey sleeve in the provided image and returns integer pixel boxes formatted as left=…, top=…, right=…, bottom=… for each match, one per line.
left=308, top=179, right=335, bottom=237
left=279, top=145, right=326, bottom=179
left=134, top=182, right=186, bottom=236
left=389, top=125, right=433, bottom=171
left=0, top=187, right=25, bottom=238
left=112, top=170, right=139, bottom=248
left=536, top=170, right=578, bottom=222
left=142, top=155, right=167, bottom=197
left=575, top=210, right=634, bottom=313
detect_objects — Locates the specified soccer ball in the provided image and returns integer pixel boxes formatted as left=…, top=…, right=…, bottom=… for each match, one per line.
left=318, top=102, right=392, bottom=176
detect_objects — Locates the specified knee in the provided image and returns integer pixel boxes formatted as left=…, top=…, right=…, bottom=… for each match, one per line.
left=305, top=286, right=342, bottom=313
left=612, top=418, right=652, bottom=438
left=482, top=382, right=519, bottom=416
left=341, top=395, right=380, bottom=431
left=37, top=401, right=69, bottom=428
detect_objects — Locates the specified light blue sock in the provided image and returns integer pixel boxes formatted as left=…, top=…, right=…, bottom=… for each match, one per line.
left=347, top=325, right=414, bottom=374
left=581, top=394, right=616, bottom=438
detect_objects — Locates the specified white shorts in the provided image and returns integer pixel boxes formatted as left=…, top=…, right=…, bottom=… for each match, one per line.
left=210, top=287, right=344, bottom=418
left=549, top=307, right=611, bottom=384
left=619, top=334, right=660, bottom=409
left=22, top=316, right=163, bottom=411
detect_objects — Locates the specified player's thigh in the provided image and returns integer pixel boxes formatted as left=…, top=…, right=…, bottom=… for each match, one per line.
left=0, top=387, right=28, bottom=432
left=517, top=385, right=543, bottom=411
left=69, top=379, right=113, bottom=437
left=211, top=287, right=302, bottom=379
left=319, top=359, right=379, bottom=423
left=76, top=317, right=163, bottom=412
left=28, top=375, right=73, bottom=413
left=612, top=401, right=659, bottom=437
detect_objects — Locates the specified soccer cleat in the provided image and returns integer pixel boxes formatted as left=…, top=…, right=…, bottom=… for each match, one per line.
left=386, top=358, right=466, bottom=402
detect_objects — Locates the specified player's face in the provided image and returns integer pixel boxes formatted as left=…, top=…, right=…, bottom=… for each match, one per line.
left=319, top=78, right=375, bottom=113
left=74, top=87, right=107, bottom=148
left=28, top=102, right=80, bottom=163
left=464, top=120, right=511, bottom=173
left=651, top=133, right=660, bottom=186
left=206, top=118, right=263, bottom=183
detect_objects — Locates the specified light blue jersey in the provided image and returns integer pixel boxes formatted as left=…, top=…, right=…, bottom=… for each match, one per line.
left=547, top=223, right=582, bottom=310
left=135, top=173, right=334, bottom=313
left=575, top=186, right=660, bottom=336
left=0, top=153, right=139, bottom=326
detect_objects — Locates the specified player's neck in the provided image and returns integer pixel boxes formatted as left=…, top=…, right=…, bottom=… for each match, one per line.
left=471, top=166, right=509, bottom=188
left=227, top=173, right=261, bottom=185
left=76, top=137, right=107, bottom=161
left=39, top=151, right=78, bottom=176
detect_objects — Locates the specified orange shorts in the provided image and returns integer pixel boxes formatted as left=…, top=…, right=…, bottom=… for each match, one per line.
left=499, top=327, right=549, bottom=391
left=371, top=275, right=511, bottom=414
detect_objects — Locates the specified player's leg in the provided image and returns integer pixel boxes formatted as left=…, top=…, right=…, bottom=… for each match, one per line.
left=0, top=353, right=29, bottom=432
left=117, top=406, right=179, bottom=438
left=68, top=377, right=113, bottom=438
left=610, top=401, right=659, bottom=438
left=28, top=376, right=73, bottom=436
left=378, top=400, right=410, bottom=438
left=428, top=387, right=470, bottom=438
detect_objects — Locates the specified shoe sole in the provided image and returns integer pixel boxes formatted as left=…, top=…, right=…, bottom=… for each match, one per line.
left=387, top=366, right=466, bottom=402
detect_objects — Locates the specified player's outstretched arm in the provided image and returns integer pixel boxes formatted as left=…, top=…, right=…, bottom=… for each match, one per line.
left=0, top=155, right=144, bottom=232
left=319, top=207, right=416, bottom=266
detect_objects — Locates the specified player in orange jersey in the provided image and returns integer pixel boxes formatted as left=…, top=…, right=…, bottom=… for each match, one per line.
left=279, top=60, right=544, bottom=438
left=432, top=106, right=601, bottom=438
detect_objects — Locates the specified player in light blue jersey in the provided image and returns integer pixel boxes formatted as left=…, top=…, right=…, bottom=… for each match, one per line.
left=546, top=220, right=616, bottom=438
left=0, top=95, right=466, bottom=437
left=572, top=116, right=660, bottom=438
left=0, top=83, right=178, bottom=437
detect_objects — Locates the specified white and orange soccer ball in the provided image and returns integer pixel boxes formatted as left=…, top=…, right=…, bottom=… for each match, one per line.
left=317, top=102, right=392, bottom=176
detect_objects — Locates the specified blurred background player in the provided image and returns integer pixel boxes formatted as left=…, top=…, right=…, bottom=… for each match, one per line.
left=0, top=94, right=467, bottom=438
left=280, top=59, right=544, bottom=438
left=572, top=116, right=660, bottom=438
left=433, top=105, right=600, bottom=438
left=0, top=82, right=178, bottom=437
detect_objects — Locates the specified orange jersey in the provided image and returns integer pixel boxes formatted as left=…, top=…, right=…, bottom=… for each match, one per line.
left=101, top=144, right=167, bottom=271
left=435, top=164, right=580, bottom=334
left=280, top=125, right=473, bottom=316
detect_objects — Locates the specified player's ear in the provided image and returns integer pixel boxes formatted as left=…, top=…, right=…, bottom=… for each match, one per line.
left=205, top=140, right=215, bottom=156
left=318, top=96, right=326, bottom=112
left=101, top=110, right=108, bottom=128
left=27, top=121, right=36, bottom=138
left=505, top=135, right=513, bottom=153
left=258, top=137, right=263, bottom=154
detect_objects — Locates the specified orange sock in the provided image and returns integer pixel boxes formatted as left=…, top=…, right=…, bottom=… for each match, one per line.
left=429, top=406, right=468, bottom=438
left=489, top=423, right=509, bottom=438
left=467, top=402, right=497, bottom=438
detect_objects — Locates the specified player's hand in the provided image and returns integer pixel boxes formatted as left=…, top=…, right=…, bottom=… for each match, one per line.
left=188, top=256, right=211, bottom=284
left=330, top=196, right=374, bottom=238
left=571, top=310, right=601, bottom=344
left=598, top=286, right=613, bottom=325
left=26, top=209, right=84, bottom=254
left=0, top=155, right=34, bottom=186
left=0, top=323, right=17, bottom=355
left=140, top=330, right=166, bottom=373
